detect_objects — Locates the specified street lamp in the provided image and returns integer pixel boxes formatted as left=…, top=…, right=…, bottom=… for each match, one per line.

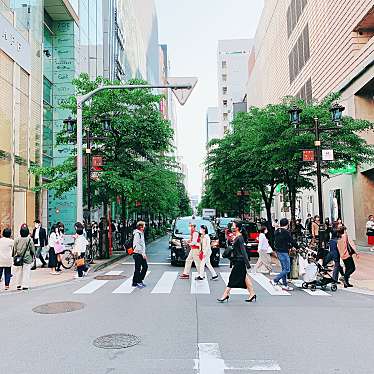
left=289, top=103, right=345, bottom=248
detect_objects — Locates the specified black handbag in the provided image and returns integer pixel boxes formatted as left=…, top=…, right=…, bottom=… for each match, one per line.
left=222, top=246, right=234, bottom=259
left=13, top=239, right=31, bottom=267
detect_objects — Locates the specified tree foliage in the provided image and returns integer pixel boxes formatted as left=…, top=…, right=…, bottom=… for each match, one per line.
left=202, top=92, right=374, bottom=224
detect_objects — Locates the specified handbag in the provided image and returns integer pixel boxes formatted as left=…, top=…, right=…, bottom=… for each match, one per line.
left=13, top=239, right=31, bottom=267
left=75, top=258, right=85, bottom=267
left=347, top=242, right=356, bottom=256
left=54, top=241, right=64, bottom=254
left=222, top=246, right=234, bottom=259
left=199, top=251, right=204, bottom=261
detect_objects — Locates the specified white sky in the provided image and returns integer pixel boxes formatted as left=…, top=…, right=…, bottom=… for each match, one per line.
left=154, top=0, right=264, bottom=198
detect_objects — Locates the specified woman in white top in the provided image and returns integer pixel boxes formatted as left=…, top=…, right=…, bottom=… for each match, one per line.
left=48, top=224, right=63, bottom=275
left=255, top=226, right=273, bottom=274
left=196, top=225, right=218, bottom=281
left=366, top=215, right=374, bottom=251
left=0, top=228, right=14, bottom=290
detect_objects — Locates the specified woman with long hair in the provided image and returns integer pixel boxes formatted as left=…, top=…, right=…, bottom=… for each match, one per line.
left=217, top=221, right=256, bottom=303
left=48, top=224, right=61, bottom=275
left=254, top=226, right=272, bottom=274
left=195, top=225, right=218, bottom=281
left=337, top=226, right=358, bottom=287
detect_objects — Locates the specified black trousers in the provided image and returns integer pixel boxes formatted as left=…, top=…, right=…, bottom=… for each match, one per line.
left=132, top=253, right=148, bottom=286
left=0, top=267, right=11, bottom=286
left=343, top=256, right=356, bottom=283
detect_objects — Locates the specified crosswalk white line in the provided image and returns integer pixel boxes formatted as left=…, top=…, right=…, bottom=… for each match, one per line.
left=112, top=271, right=151, bottom=294
left=105, top=271, right=124, bottom=276
left=249, top=273, right=291, bottom=296
left=291, top=280, right=331, bottom=296
left=151, top=271, right=178, bottom=294
left=74, top=279, right=109, bottom=294
left=191, top=272, right=210, bottom=294
left=219, top=272, right=248, bottom=294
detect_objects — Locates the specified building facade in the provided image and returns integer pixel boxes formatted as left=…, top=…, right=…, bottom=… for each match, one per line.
left=217, top=39, right=252, bottom=133
left=247, top=0, right=374, bottom=243
left=206, top=107, right=221, bottom=145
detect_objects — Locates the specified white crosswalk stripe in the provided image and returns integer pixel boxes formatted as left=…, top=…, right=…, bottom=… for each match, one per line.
left=73, top=271, right=124, bottom=294
left=191, top=272, right=210, bottom=294
left=151, top=271, right=178, bottom=294
left=249, top=273, right=291, bottom=296
left=219, top=272, right=248, bottom=294
left=112, top=271, right=151, bottom=294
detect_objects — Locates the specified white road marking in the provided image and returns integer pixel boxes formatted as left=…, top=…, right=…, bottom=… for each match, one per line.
left=121, top=262, right=169, bottom=265
left=249, top=273, right=291, bottom=296
left=342, top=287, right=374, bottom=296
left=151, top=271, right=178, bottom=294
left=219, top=272, right=248, bottom=294
left=291, top=280, right=331, bottom=296
left=197, top=343, right=281, bottom=373
left=191, top=272, right=210, bottom=294
left=74, top=280, right=109, bottom=294
left=105, top=271, right=124, bottom=276
left=112, top=271, right=151, bottom=294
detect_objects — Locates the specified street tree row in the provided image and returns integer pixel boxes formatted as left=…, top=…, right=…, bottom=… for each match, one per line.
left=201, top=93, right=374, bottom=226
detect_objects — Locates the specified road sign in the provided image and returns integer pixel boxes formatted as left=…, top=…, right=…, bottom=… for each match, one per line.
left=92, top=156, right=103, bottom=171
left=91, top=171, right=100, bottom=181
left=167, top=77, right=198, bottom=105
left=236, top=191, right=250, bottom=196
left=302, top=150, right=315, bottom=162
left=322, top=149, right=334, bottom=161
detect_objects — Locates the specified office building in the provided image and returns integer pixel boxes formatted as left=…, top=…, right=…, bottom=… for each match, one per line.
left=206, top=107, right=221, bottom=145
left=217, top=39, right=252, bottom=133
left=247, top=0, right=374, bottom=243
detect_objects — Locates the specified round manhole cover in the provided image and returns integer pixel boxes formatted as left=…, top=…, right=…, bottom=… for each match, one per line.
left=33, top=301, right=85, bottom=314
left=94, top=275, right=127, bottom=280
left=93, top=334, right=141, bottom=349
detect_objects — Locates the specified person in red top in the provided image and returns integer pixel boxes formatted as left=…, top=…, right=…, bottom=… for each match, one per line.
left=179, top=223, right=202, bottom=279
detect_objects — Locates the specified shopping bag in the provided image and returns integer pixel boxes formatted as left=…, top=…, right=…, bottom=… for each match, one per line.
left=54, top=242, right=64, bottom=254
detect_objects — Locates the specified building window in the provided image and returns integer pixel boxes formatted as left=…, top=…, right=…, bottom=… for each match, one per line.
left=223, top=113, right=228, bottom=121
left=222, top=61, right=227, bottom=69
left=296, top=78, right=313, bottom=104
left=287, top=0, right=307, bottom=37
left=222, top=74, right=227, bottom=82
left=223, top=100, right=228, bottom=107
left=222, top=86, right=228, bottom=95
left=289, top=24, right=310, bottom=83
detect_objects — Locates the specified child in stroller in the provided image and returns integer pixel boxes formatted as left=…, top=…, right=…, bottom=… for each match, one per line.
left=302, top=260, right=338, bottom=292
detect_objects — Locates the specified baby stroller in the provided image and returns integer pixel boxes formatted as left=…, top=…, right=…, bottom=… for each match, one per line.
left=301, top=261, right=338, bottom=292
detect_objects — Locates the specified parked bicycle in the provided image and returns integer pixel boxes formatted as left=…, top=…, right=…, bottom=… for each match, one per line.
left=60, top=245, right=75, bottom=269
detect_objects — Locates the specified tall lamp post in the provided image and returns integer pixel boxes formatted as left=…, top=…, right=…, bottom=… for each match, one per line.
left=288, top=102, right=345, bottom=247
left=65, top=78, right=197, bottom=224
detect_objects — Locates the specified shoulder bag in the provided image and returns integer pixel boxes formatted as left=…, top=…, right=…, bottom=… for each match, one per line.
left=13, top=239, right=31, bottom=267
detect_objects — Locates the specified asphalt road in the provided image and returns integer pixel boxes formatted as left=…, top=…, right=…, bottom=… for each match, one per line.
left=1, top=236, right=374, bottom=374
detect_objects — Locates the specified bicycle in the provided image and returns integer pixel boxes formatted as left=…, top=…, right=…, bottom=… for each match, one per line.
left=60, top=246, right=75, bottom=269
left=85, top=236, right=99, bottom=264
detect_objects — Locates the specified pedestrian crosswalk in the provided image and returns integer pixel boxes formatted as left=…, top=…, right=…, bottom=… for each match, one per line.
left=72, top=269, right=334, bottom=297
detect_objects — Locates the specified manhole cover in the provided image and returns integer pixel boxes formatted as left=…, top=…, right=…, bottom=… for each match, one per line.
left=93, top=334, right=141, bottom=349
left=33, top=301, right=85, bottom=314
left=94, top=275, right=127, bottom=280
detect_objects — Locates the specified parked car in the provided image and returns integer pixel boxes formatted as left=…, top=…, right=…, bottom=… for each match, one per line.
left=226, top=220, right=260, bottom=257
left=169, top=216, right=220, bottom=267
left=216, top=217, right=236, bottom=247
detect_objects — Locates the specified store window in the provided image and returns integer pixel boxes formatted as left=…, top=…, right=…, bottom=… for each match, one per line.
left=329, top=189, right=343, bottom=223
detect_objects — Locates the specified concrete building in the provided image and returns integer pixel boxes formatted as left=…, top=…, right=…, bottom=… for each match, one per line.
left=217, top=39, right=252, bottom=133
left=247, top=0, right=374, bottom=244
left=206, top=107, right=221, bottom=145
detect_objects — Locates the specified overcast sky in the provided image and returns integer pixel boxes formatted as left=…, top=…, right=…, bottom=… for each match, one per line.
left=154, top=0, right=264, bottom=198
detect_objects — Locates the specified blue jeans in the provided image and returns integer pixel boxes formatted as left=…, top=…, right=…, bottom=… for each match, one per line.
left=0, top=267, right=11, bottom=286
left=274, top=252, right=290, bottom=286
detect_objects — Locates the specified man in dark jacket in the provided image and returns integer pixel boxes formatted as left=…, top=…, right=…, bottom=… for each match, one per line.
left=271, top=218, right=298, bottom=291
left=31, top=220, right=48, bottom=270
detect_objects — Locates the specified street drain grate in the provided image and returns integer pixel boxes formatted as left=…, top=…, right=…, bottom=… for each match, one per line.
left=32, top=301, right=85, bottom=314
left=94, top=275, right=127, bottom=280
left=93, top=334, right=141, bottom=349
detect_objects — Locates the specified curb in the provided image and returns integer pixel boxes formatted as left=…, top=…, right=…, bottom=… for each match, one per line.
left=92, top=253, right=128, bottom=272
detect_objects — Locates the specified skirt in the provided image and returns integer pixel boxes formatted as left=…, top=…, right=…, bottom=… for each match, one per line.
left=227, top=260, right=247, bottom=289
left=368, top=235, right=374, bottom=246
left=48, top=247, right=58, bottom=268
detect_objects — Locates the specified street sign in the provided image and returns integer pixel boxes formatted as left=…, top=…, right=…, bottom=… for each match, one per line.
left=91, top=171, right=100, bottom=181
left=236, top=191, right=250, bottom=196
left=302, top=150, right=315, bottom=162
left=322, top=149, right=334, bottom=161
left=92, top=156, right=103, bottom=170
left=167, top=77, right=198, bottom=105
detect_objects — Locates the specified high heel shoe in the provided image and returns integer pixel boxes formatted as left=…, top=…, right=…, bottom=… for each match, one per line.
left=217, top=295, right=230, bottom=303
left=245, top=295, right=257, bottom=303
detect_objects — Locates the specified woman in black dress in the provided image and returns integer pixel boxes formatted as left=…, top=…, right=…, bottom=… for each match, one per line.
left=218, top=221, right=256, bottom=303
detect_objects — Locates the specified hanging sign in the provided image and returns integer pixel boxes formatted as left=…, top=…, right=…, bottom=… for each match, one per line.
left=322, top=149, right=334, bottom=161
left=302, top=150, right=315, bottom=162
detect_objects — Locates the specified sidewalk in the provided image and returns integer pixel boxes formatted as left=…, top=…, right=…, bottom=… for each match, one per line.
left=0, top=251, right=127, bottom=292
left=351, top=252, right=374, bottom=291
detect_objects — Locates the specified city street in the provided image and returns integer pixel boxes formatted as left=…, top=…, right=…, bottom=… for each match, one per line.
left=1, top=237, right=374, bottom=374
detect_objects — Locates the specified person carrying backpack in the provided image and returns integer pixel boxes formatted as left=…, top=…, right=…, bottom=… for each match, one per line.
left=132, top=221, right=148, bottom=289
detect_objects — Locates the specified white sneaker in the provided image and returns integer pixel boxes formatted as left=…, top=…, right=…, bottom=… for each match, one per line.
left=282, top=285, right=294, bottom=291
left=74, top=273, right=79, bottom=279
left=270, top=280, right=279, bottom=287
left=84, top=267, right=91, bottom=276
